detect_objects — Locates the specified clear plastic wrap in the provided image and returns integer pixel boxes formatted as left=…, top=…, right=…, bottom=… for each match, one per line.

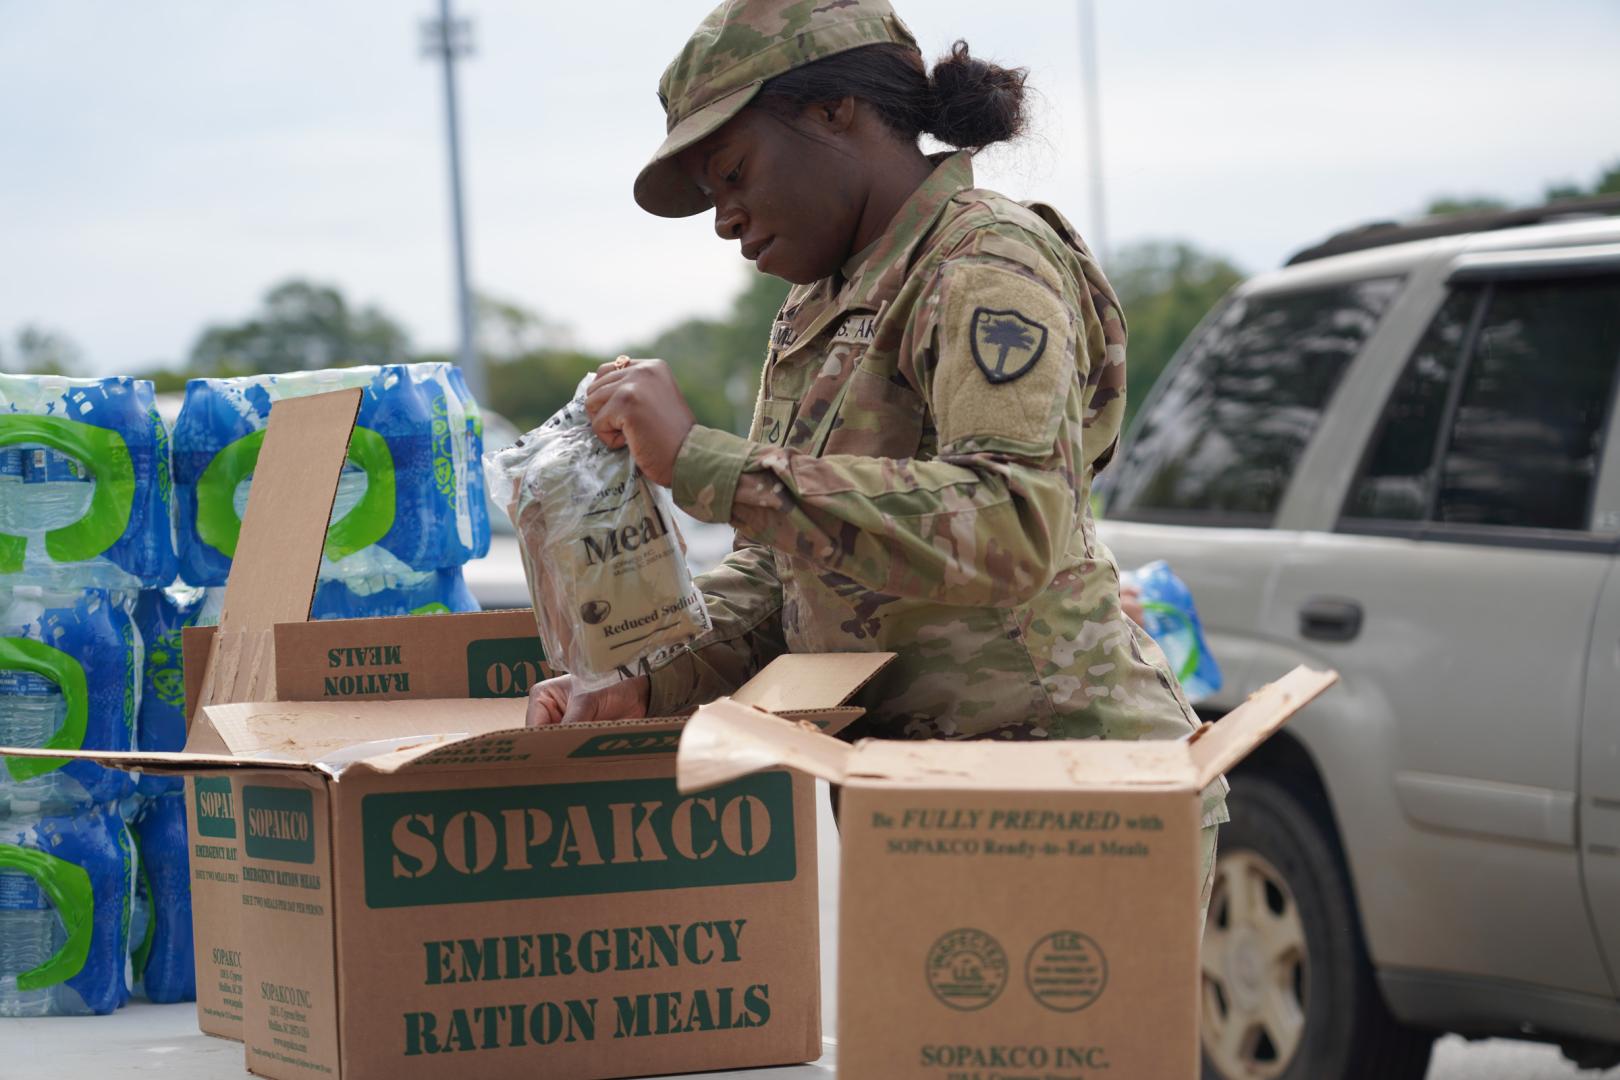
left=484, top=375, right=710, bottom=691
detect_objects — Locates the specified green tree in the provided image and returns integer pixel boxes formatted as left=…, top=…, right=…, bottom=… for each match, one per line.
left=1108, top=241, right=1245, bottom=429
left=1428, top=157, right=1620, bottom=213
left=1423, top=195, right=1510, bottom=216
left=1, top=325, right=85, bottom=375
left=477, top=292, right=574, bottom=357
left=186, top=279, right=410, bottom=375
left=1595, top=161, right=1620, bottom=196
left=625, top=269, right=790, bottom=434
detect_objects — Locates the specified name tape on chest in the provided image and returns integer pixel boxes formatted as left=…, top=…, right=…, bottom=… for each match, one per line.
left=831, top=314, right=878, bottom=346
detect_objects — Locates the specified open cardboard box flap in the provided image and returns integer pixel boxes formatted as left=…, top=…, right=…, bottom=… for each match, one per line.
left=185, top=650, right=895, bottom=777
left=5, top=650, right=898, bottom=779
left=198, top=387, right=361, bottom=709
left=678, top=665, right=1337, bottom=794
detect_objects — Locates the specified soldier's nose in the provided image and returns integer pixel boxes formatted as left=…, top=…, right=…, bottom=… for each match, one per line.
left=714, top=205, right=747, bottom=241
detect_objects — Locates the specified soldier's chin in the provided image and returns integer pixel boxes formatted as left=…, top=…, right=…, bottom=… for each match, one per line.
left=763, top=244, right=827, bottom=285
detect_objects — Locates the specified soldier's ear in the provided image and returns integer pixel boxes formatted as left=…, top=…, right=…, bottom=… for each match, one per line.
left=805, top=96, right=856, bottom=136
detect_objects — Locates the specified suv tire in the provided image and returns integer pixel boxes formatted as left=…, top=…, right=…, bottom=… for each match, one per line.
left=1201, top=774, right=1434, bottom=1080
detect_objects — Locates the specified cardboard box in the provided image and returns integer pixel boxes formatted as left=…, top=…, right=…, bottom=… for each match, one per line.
left=177, top=608, right=550, bottom=1042
left=145, top=650, right=882, bottom=1080
left=3, top=388, right=891, bottom=1080
left=177, top=387, right=369, bottom=1041
left=675, top=667, right=1338, bottom=1079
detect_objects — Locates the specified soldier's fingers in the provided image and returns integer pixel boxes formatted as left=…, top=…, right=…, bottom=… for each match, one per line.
left=526, top=679, right=570, bottom=727
left=589, top=408, right=629, bottom=450
left=584, top=371, right=629, bottom=414
left=560, top=688, right=595, bottom=725
left=595, top=355, right=633, bottom=378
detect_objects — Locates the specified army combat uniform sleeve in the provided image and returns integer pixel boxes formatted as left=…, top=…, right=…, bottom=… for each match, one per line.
left=670, top=239, right=1087, bottom=610
left=645, top=537, right=787, bottom=716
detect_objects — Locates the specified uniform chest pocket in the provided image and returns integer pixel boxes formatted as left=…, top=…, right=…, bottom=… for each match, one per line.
left=750, top=398, right=796, bottom=449
left=821, top=363, right=926, bottom=459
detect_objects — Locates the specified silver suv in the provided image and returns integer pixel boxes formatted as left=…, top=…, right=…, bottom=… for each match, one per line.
left=1097, top=206, right=1620, bottom=1079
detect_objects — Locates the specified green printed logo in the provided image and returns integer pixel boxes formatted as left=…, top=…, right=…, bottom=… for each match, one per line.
left=466, top=636, right=545, bottom=698
left=194, top=777, right=238, bottom=839
left=430, top=391, right=456, bottom=503
left=242, top=786, right=316, bottom=865
left=362, top=772, right=795, bottom=909
left=567, top=730, right=683, bottom=759
left=149, top=406, right=172, bottom=508
left=149, top=629, right=185, bottom=708
left=120, top=618, right=136, bottom=741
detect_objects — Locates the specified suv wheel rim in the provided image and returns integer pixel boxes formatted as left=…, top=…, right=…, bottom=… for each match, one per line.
left=1201, top=850, right=1308, bottom=1078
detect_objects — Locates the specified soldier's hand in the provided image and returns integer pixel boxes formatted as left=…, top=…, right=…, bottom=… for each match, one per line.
left=1120, top=582, right=1146, bottom=628
left=526, top=674, right=652, bottom=727
left=584, top=357, right=696, bottom=488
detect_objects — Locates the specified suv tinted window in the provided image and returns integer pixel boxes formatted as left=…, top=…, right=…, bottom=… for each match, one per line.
left=1344, top=289, right=1478, bottom=521
left=1439, top=278, right=1620, bottom=529
left=1347, top=275, right=1620, bottom=533
left=1107, top=277, right=1402, bottom=523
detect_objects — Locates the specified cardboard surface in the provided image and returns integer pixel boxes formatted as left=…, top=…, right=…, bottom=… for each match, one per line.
left=677, top=666, right=1338, bottom=1080
left=183, top=389, right=361, bottom=1041
left=184, top=608, right=548, bottom=722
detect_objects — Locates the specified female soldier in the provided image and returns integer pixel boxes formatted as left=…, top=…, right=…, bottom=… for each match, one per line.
left=528, top=0, right=1226, bottom=852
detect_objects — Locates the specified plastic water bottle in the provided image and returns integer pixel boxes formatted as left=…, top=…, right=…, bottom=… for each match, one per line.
left=130, top=792, right=193, bottom=1003
left=311, top=566, right=481, bottom=621
left=172, top=364, right=489, bottom=586
left=193, top=587, right=224, bottom=628
left=1122, top=560, right=1224, bottom=703
left=0, top=810, right=58, bottom=1017
left=0, top=804, right=131, bottom=1016
left=0, top=374, right=176, bottom=590
left=23, top=448, right=95, bottom=551
left=0, top=447, right=26, bottom=536
left=0, top=586, right=139, bottom=811
left=132, top=587, right=206, bottom=797
left=446, top=366, right=491, bottom=564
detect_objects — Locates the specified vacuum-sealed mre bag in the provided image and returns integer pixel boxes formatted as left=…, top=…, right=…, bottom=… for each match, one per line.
left=485, top=375, right=710, bottom=691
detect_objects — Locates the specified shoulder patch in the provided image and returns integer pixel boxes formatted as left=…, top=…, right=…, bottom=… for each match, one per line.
left=927, top=259, right=1076, bottom=454
left=970, top=307, right=1048, bottom=384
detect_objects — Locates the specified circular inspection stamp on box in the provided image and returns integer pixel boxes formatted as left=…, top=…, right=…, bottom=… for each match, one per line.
left=926, top=928, right=1009, bottom=1011
left=1025, top=931, right=1108, bottom=1012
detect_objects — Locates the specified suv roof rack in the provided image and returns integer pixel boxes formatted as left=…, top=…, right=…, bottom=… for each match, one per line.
left=1284, top=193, right=1620, bottom=266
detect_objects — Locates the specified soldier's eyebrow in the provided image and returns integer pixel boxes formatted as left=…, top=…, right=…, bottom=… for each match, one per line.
left=701, top=140, right=737, bottom=180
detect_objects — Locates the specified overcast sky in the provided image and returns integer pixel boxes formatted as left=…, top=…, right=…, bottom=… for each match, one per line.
left=4, top=0, right=1618, bottom=376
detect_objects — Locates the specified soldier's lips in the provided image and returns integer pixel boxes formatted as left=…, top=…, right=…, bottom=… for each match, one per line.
left=743, top=237, right=776, bottom=267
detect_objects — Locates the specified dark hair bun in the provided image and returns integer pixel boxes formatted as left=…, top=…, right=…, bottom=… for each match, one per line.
left=927, top=40, right=1028, bottom=149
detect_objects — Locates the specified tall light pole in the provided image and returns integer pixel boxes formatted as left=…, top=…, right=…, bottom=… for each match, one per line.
left=421, top=0, right=485, bottom=403
left=1077, top=0, right=1109, bottom=265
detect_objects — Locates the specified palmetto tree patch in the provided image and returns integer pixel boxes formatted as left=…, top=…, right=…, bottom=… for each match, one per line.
left=970, top=307, right=1048, bottom=384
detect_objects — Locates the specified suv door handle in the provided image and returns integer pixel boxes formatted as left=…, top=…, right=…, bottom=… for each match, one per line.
left=1300, top=598, right=1363, bottom=643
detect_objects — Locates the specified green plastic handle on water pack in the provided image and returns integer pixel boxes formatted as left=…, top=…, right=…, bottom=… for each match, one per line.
left=410, top=603, right=451, bottom=616
left=0, top=843, right=95, bottom=992
left=1141, top=600, right=1202, bottom=684
left=0, top=416, right=136, bottom=574
left=0, top=637, right=89, bottom=780
left=131, top=853, right=155, bottom=977
left=194, top=425, right=395, bottom=564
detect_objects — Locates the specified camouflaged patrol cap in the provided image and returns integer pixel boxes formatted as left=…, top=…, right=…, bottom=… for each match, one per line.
left=634, top=0, right=920, bottom=218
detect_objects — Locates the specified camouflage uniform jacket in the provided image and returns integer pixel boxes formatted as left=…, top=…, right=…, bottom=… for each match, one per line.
left=656, top=152, right=1227, bottom=823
